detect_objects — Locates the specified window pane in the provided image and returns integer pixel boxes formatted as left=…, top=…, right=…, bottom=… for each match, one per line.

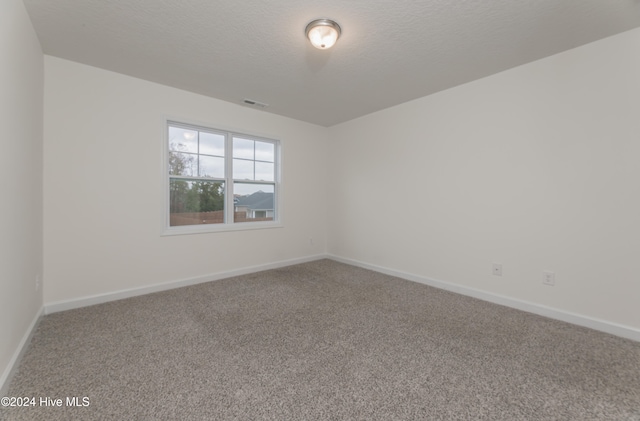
left=169, top=152, right=197, bottom=176
left=169, top=179, right=225, bottom=226
left=233, top=137, right=254, bottom=159
left=233, top=183, right=274, bottom=223
left=255, top=162, right=274, bottom=181
left=199, top=155, right=224, bottom=178
left=200, top=132, right=225, bottom=156
left=169, top=126, right=198, bottom=153
left=255, top=141, right=274, bottom=162
left=233, top=159, right=254, bottom=180
left=167, top=122, right=279, bottom=231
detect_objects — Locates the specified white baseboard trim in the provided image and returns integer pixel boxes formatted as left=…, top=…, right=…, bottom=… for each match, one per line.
left=328, top=255, right=640, bottom=342
left=42, top=252, right=639, bottom=342
left=45, top=254, right=328, bottom=315
left=0, top=306, right=43, bottom=397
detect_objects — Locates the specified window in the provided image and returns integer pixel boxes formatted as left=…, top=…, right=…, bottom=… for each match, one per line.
left=164, top=121, right=280, bottom=234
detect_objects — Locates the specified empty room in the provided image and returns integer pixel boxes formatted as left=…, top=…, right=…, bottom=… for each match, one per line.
left=2, top=0, right=640, bottom=419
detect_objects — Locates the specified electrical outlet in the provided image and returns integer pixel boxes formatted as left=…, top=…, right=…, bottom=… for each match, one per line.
left=542, top=271, right=555, bottom=286
left=36, top=275, right=41, bottom=291
left=492, top=263, right=503, bottom=276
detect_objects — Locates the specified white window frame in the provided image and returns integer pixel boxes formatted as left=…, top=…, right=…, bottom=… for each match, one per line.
left=162, top=119, right=282, bottom=235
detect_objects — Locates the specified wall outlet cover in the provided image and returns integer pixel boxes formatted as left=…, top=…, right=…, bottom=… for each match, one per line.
left=543, top=271, right=556, bottom=286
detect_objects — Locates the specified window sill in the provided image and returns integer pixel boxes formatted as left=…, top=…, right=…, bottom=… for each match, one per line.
left=161, top=221, right=283, bottom=236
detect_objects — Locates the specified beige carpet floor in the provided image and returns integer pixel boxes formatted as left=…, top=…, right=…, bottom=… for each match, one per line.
left=2, top=259, right=640, bottom=420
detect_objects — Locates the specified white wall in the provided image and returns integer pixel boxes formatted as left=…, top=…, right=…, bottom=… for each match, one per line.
left=328, top=28, right=640, bottom=331
left=0, top=0, right=44, bottom=392
left=43, top=57, right=327, bottom=304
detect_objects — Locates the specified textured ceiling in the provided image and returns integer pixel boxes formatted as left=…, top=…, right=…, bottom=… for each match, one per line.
left=23, top=0, right=640, bottom=127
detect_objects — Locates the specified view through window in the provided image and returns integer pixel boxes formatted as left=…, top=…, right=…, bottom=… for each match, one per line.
left=167, top=122, right=279, bottom=230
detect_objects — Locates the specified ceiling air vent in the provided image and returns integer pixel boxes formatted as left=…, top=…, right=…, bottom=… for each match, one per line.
left=243, top=98, right=269, bottom=108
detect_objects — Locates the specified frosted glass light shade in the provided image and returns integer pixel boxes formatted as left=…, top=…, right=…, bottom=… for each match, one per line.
left=306, top=19, right=341, bottom=50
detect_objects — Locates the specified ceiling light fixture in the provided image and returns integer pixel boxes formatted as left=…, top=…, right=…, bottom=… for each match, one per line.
left=305, top=19, right=341, bottom=50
